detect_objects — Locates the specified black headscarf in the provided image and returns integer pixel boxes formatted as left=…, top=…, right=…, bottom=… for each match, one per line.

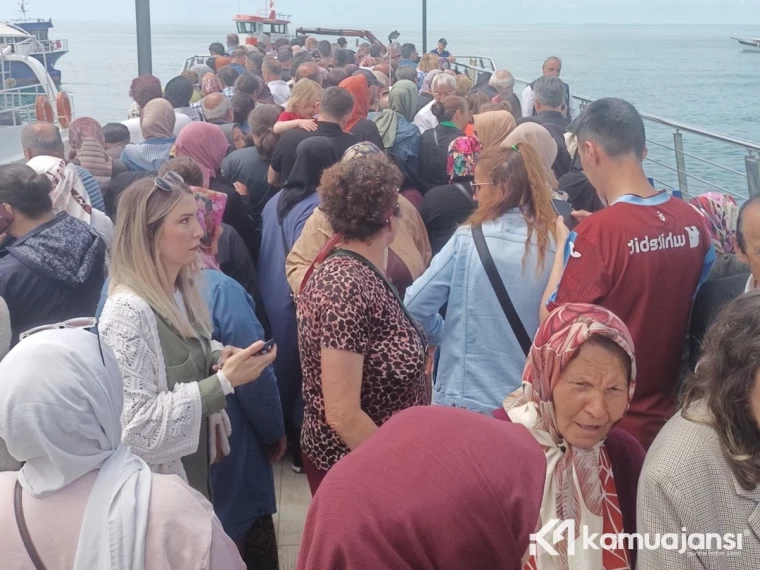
left=277, top=136, right=339, bottom=221
left=164, top=76, right=194, bottom=109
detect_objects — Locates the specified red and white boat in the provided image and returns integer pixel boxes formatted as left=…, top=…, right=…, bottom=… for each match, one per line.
left=234, top=1, right=292, bottom=47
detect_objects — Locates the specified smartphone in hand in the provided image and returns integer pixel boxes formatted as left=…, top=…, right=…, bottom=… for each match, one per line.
left=253, top=339, right=276, bottom=356
left=551, top=199, right=578, bottom=231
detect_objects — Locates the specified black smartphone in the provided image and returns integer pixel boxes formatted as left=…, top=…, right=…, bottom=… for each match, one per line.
left=0, top=205, right=13, bottom=235
left=253, top=339, right=276, bottom=356
left=551, top=199, right=578, bottom=231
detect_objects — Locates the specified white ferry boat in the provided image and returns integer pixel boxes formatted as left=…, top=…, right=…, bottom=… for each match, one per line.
left=731, top=36, right=760, bottom=52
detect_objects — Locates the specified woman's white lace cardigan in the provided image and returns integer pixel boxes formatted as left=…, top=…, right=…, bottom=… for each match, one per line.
left=100, top=290, right=203, bottom=480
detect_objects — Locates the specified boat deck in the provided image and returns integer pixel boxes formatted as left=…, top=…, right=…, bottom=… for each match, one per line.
left=274, top=454, right=311, bottom=569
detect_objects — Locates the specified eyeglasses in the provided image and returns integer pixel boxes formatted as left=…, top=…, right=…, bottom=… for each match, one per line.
left=470, top=182, right=497, bottom=193
left=153, top=171, right=184, bottom=193
left=20, top=317, right=105, bottom=365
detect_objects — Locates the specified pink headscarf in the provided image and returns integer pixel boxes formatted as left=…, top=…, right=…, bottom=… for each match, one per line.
left=175, top=123, right=229, bottom=187
left=503, top=303, right=636, bottom=570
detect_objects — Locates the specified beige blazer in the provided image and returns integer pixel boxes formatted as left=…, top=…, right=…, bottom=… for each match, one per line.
left=285, top=194, right=432, bottom=294
left=637, top=403, right=760, bottom=569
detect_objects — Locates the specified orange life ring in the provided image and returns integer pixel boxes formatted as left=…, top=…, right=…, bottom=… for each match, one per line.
left=34, top=95, right=54, bottom=123
left=56, top=91, right=72, bottom=129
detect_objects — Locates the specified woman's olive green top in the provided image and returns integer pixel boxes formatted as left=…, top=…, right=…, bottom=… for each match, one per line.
left=155, top=314, right=224, bottom=499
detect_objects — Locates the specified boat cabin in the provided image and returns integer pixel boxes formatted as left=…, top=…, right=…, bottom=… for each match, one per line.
left=234, top=11, right=291, bottom=46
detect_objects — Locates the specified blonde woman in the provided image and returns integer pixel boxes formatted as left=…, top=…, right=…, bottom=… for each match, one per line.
left=99, top=173, right=277, bottom=498
left=274, top=78, right=322, bottom=134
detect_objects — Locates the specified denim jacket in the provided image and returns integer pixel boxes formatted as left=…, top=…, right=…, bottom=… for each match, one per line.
left=404, top=210, right=556, bottom=414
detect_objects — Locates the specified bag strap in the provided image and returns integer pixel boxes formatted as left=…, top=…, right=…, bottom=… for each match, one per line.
left=14, top=481, right=47, bottom=570
left=453, top=182, right=475, bottom=205
left=471, top=224, right=532, bottom=356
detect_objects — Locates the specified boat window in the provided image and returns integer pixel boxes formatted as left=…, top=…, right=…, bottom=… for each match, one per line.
left=268, top=24, right=284, bottom=34
left=237, top=22, right=258, bottom=33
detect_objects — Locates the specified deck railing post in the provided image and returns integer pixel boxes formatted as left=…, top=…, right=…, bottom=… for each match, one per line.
left=673, top=130, right=688, bottom=195
left=746, top=154, right=760, bottom=198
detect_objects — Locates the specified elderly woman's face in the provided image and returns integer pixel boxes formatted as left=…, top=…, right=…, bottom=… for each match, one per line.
left=551, top=341, right=629, bottom=448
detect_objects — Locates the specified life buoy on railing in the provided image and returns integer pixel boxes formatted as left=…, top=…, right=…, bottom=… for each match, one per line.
left=34, top=95, right=54, bottom=123
left=56, top=91, right=72, bottom=129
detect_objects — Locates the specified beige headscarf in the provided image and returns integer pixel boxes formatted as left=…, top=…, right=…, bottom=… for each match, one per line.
left=140, top=98, right=176, bottom=140
left=503, top=123, right=559, bottom=188
left=472, top=110, right=516, bottom=148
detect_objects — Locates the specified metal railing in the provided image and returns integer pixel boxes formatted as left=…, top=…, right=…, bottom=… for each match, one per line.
left=2, top=38, right=69, bottom=56
left=451, top=56, right=760, bottom=201
left=0, top=84, right=73, bottom=129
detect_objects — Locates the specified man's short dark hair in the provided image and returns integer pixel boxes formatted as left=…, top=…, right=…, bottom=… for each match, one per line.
left=262, top=56, right=281, bottom=77
left=395, top=66, right=417, bottom=83
left=216, top=66, right=240, bottom=88
left=290, top=36, right=303, bottom=47
left=400, top=43, right=416, bottom=59
left=246, top=51, right=264, bottom=71
left=333, top=49, right=351, bottom=67
left=369, top=44, right=384, bottom=58
left=232, top=91, right=256, bottom=125
left=232, top=47, right=247, bottom=60
left=337, top=37, right=347, bottom=47
left=275, top=37, right=289, bottom=49
left=277, top=45, right=293, bottom=63
left=209, top=42, right=225, bottom=56
left=324, top=68, right=348, bottom=88
left=736, top=195, right=760, bottom=252
left=103, top=123, right=130, bottom=144
left=573, top=98, right=646, bottom=160
left=235, top=71, right=263, bottom=96
left=318, top=40, right=332, bottom=58
left=291, top=51, right=314, bottom=77
left=320, top=87, right=354, bottom=119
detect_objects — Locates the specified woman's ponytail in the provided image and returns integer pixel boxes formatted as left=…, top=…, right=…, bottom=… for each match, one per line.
left=0, top=164, right=53, bottom=219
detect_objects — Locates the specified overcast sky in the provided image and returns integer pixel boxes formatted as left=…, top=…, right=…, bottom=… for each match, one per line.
left=12, top=0, right=760, bottom=26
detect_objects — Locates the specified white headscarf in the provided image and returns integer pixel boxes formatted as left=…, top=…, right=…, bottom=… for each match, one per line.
left=27, top=156, right=93, bottom=224
left=0, top=328, right=152, bottom=570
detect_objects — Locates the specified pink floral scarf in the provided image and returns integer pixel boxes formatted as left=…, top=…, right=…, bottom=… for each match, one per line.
left=503, top=303, right=636, bottom=570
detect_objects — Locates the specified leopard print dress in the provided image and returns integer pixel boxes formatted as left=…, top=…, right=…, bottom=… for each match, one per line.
left=297, top=253, right=428, bottom=472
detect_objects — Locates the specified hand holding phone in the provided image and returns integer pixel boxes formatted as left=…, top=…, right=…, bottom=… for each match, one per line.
left=253, top=338, right=276, bottom=356
left=551, top=199, right=578, bottom=231
left=222, top=340, right=277, bottom=387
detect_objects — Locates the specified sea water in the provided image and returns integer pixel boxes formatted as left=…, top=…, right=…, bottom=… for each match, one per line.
left=54, top=21, right=760, bottom=195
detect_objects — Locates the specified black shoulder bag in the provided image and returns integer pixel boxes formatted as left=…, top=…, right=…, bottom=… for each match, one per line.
left=14, top=481, right=47, bottom=570
left=471, top=224, right=532, bottom=356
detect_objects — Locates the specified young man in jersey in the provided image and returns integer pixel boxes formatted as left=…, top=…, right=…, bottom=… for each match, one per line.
left=540, top=98, right=715, bottom=450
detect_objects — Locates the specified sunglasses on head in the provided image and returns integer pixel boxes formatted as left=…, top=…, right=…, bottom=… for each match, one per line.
left=153, top=171, right=184, bottom=193
left=20, top=317, right=105, bottom=366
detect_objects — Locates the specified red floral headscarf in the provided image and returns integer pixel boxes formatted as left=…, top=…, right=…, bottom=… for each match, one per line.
left=504, top=303, right=635, bottom=570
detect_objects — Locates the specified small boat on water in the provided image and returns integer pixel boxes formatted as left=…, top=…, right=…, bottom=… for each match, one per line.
left=731, top=36, right=760, bottom=52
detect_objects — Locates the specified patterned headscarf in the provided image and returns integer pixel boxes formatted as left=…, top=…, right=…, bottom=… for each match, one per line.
left=192, top=187, right=227, bottom=270
left=341, top=141, right=382, bottom=162
left=689, top=192, right=738, bottom=255
left=201, top=73, right=221, bottom=96
left=503, top=303, right=636, bottom=570
left=447, top=136, right=482, bottom=181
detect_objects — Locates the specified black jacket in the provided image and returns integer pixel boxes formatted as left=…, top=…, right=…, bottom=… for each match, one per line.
left=419, top=124, right=464, bottom=191
left=420, top=180, right=477, bottom=255
left=518, top=110, right=569, bottom=132
left=0, top=213, right=106, bottom=346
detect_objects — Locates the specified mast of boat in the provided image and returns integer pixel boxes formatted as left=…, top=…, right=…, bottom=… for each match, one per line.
left=422, top=0, right=427, bottom=53
left=18, top=0, right=30, bottom=21
left=135, top=0, right=153, bottom=75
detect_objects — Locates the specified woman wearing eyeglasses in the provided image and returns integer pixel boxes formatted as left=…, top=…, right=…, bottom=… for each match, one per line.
left=404, top=144, right=557, bottom=415
left=0, top=164, right=106, bottom=350
left=99, top=174, right=276, bottom=498
left=296, top=156, right=429, bottom=496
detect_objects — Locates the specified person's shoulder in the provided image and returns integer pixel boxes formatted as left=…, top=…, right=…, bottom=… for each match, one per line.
left=149, top=473, right=215, bottom=518
left=643, top=408, right=721, bottom=478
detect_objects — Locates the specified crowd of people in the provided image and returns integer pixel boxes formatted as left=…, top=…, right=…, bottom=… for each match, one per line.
left=1, top=30, right=759, bottom=570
